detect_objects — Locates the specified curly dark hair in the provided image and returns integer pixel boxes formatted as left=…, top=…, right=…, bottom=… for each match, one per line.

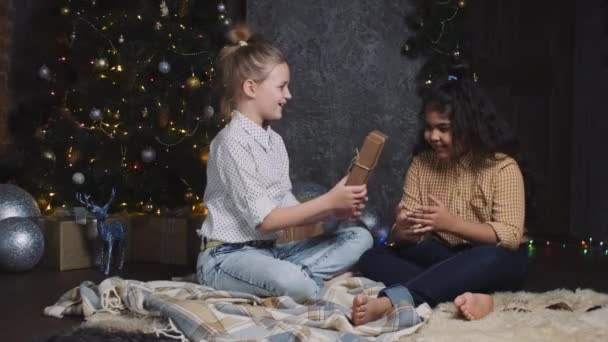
left=415, top=78, right=538, bottom=226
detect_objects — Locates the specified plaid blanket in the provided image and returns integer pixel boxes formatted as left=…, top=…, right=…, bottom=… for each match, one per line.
left=44, top=277, right=431, bottom=341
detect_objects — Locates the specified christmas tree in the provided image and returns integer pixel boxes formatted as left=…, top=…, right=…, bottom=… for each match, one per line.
left=402, top=0, right=475, bottom=91
left=24, top=0, right=234, bottom=213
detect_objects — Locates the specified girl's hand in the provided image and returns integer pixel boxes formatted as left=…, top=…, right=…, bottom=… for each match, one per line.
left=391, top=208, right=426, bottom=243
left=327, top=176, right=367, bottom=214
left=406, top=195, right=459, bottom=233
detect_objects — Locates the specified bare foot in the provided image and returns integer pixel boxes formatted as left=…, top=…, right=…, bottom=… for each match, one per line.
left=325, top=271, right=354, bottom=287
left=351, top=294, right=393, bottom=325
left=454, top=292, right=494, bottom=320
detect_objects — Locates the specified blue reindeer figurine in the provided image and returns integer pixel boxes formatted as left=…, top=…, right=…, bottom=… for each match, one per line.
left=76, top=188, right=126, bottom=275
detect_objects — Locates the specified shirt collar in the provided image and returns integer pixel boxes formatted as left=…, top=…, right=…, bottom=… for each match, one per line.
left=434, top=150, right=474, bottom=169
left=232, top=111, right=272, bottom=150
left=456, top=151, right=474, bottom=168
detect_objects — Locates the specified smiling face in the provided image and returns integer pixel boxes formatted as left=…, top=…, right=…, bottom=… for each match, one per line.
left=423, top=110, right=454, bottom=161
left=252, top=62, right=292, bottom=122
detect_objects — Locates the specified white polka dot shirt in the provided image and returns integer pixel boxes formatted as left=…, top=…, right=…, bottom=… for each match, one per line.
left=198, top=111, right=299, bottom=243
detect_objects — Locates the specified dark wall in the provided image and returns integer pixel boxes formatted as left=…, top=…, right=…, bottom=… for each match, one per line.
left=571, top=0, right=608, bottom=239
left=459, top=1, right=575, bottom=237
left=248, top=0, right=422, bottom=222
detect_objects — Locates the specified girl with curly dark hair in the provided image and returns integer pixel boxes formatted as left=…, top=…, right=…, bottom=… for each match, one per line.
left=353, top=79, right=530, bottom=323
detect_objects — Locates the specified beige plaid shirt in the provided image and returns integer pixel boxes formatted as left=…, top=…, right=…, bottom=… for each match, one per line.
left=400, top=151, right=525, bottom=250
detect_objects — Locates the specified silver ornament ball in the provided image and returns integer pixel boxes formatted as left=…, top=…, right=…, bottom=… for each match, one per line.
left=89, top=107, right=102, bottom=121
left=0, top=217, right=45, bottom=272
left=0, top=184, right=41, bottom=221
left=158, top=60, right=171, bottom=74
left=223, top=18, right=232, bottom=26
left=217, top=2, right=226, bottom=12
left=118, top=35, right=125, bottom=44
left=141, top=147, right=157, bottom=163
left=38, top=65, right=51, bottom=80
left=42, top=150, right=56, bottom=162
left=72, top=172, right=85, bottom=185
left=204, top=105, right=215, bottom=119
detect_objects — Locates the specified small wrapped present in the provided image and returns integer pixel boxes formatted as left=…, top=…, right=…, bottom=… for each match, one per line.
left=129, top=214, right=202, bottom=265
left=346, top=130, right=387, bottom=185
left=40, top=213, right=129, bottom=271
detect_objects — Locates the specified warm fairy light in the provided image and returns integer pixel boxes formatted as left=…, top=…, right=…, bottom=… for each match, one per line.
left=49, top=192, right=56, bottom=197
left=546, top=241, right=550, bottom=246
left=155, top=208, right=161, bottom=215
left=121, top=202, right=127, bottom=207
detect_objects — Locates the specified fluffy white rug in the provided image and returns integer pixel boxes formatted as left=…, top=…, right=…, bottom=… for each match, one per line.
left=403, top=288, right=608, bottom=342
left=80, top=287, right=608, bottom=341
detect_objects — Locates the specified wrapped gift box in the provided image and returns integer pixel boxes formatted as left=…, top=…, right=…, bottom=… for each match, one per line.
left=346, top=130, right=387, bottom=185
left=129, top=214, right=203, bottom=265
left=40, top=214, right=129, bottom=271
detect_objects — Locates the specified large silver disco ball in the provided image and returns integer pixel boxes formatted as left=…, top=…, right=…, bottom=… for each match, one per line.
left=0, top=217, right=45, bottom=272
left=0, top=184, right=41, bottom=221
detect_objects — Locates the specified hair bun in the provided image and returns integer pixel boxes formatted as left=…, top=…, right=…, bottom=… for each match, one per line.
left=226, top=23, right=253, bottom=46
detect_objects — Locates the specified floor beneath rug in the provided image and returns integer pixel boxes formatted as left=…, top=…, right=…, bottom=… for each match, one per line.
left=2, top=247, right=606, bottom=341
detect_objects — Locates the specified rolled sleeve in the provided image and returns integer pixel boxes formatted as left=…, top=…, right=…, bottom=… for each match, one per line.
left=280, top=190, right=300, bottom=208
left=487, top=162, right=525, bottom=250
left=220, top=142, right=277, bottom=228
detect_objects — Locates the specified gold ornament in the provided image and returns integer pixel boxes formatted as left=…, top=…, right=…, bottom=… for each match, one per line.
left=185, top=75, right=201, bottom=90
left=94, top=58, right=109, bottom=71
left=37, top=197, right=49, bottom=209
left=458, top=0, right=466, bottom=8
left=200, top=146, right=209, bottom=163
left=192, top=202, right=208, bottom=215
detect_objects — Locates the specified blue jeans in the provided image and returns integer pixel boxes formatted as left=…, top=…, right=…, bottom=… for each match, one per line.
left=197, top=226, right=373, bottom=303
left=357, top=238, right=528, bottom=307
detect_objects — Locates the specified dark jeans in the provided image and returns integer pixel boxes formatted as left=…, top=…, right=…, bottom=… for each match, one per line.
left=357, top=238, right=528, bottom=307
